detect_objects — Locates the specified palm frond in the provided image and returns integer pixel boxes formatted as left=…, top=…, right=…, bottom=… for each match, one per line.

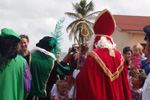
left=69, top=22, right=80, bottom=35
left=68, top=23, right=77, bottom=39
left=68, top=20, right=82, bottom=40
left=69, top=26, right=78, bottom=41
left=83, top=19, right=94, bottom=26
left=85, top=11, right=101, bottom=19
left=65, top=12, right=81, bottom=19
left=85, top=1, right=94, bottom=14
left=72, top=3, right=81, bottom=14
left=80, top=0, right=86, bottom=8
left=73, top=1, right=86, bottom=17
left=66, top=19, right=82, bottom=32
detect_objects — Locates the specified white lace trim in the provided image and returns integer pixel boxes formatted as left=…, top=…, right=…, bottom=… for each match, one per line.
left=31, top=47, right=56, bottom=60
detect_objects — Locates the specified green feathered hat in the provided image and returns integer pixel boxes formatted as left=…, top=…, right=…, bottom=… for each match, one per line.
left=49, top=37, right=62, bottom=58
left=48, top=37, right=59, bottom=55
left=49, top=37, right=57, bottom=49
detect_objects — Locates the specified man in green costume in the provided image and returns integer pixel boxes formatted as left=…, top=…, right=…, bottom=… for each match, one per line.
left=26, top=36, right=58, bottom=100
left=0, top=28, right=31, bottom=100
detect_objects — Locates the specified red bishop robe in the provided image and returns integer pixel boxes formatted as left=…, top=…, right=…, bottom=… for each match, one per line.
left=76, top=48, right=131, bottom=100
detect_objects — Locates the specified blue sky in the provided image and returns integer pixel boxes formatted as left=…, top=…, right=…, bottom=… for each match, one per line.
left=0, top=0, right=150, bottom=51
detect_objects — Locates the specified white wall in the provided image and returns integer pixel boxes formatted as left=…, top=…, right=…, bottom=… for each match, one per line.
left=112, top=29, right=146, bottom=53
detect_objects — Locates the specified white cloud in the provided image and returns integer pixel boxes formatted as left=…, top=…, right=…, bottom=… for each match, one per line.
left=95, top=0, right=150, bottom=16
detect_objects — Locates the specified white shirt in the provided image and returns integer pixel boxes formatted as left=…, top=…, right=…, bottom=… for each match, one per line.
left=142, top=74, right=150, bottom=100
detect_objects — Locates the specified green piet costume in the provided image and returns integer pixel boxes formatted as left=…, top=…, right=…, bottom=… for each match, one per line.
left=0, top=55, right=26, bottom=100
left=28, top=36, right=71, bottom=98
left=0, top=28, right=26, bottom=100
left=29, top=47, right=56, bottom=97
left=56, top=62, right=71, bottom=79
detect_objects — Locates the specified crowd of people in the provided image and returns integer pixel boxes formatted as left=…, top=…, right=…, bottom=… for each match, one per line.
left=0, top=9, right=150, bottom=100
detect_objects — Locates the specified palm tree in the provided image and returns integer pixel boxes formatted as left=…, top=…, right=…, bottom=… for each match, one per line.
left=65, top=0, right=100, bottom=45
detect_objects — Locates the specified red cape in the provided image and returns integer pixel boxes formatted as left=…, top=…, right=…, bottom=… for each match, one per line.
left=76, top=48, right=131, bottom=100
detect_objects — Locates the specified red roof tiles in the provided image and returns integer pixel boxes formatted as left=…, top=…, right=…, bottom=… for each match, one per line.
left=114, top=15, right=150, bottom=31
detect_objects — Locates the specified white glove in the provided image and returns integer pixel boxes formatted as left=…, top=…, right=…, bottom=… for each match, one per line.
left=72, top=69, right=80, bottom=79
left=68, top=85, right=75, bottom=99
left=50, top=84, right=58, bottom=96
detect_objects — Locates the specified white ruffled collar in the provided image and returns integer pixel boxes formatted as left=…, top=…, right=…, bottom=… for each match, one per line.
left=96, top=36, right=116, bottom=49
left=31, top=47, right=56, bottom=60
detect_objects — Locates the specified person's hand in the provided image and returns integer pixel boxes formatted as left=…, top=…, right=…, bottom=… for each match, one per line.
left=72, top=69, right=80, bottom=79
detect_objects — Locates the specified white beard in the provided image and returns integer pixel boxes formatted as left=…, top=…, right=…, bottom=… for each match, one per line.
left=96, top=36, right=116, bottom=49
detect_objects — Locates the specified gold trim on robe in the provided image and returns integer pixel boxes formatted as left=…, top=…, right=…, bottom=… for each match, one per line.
left=88, top=51, right=124, bottom=81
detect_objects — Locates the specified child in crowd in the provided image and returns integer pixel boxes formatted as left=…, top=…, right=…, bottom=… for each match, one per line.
left=123, top=46, right=132, bottom=69
left=130, top=68, right=147, bottom=100
left=50, top=80, right=70, bottom=100
left=131, top=43, right=144, bottom=69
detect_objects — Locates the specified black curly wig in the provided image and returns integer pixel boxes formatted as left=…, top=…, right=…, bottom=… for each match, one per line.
left=36, top=36, right=56, bottom=52
left=0, top=36, right=20, bottom=66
